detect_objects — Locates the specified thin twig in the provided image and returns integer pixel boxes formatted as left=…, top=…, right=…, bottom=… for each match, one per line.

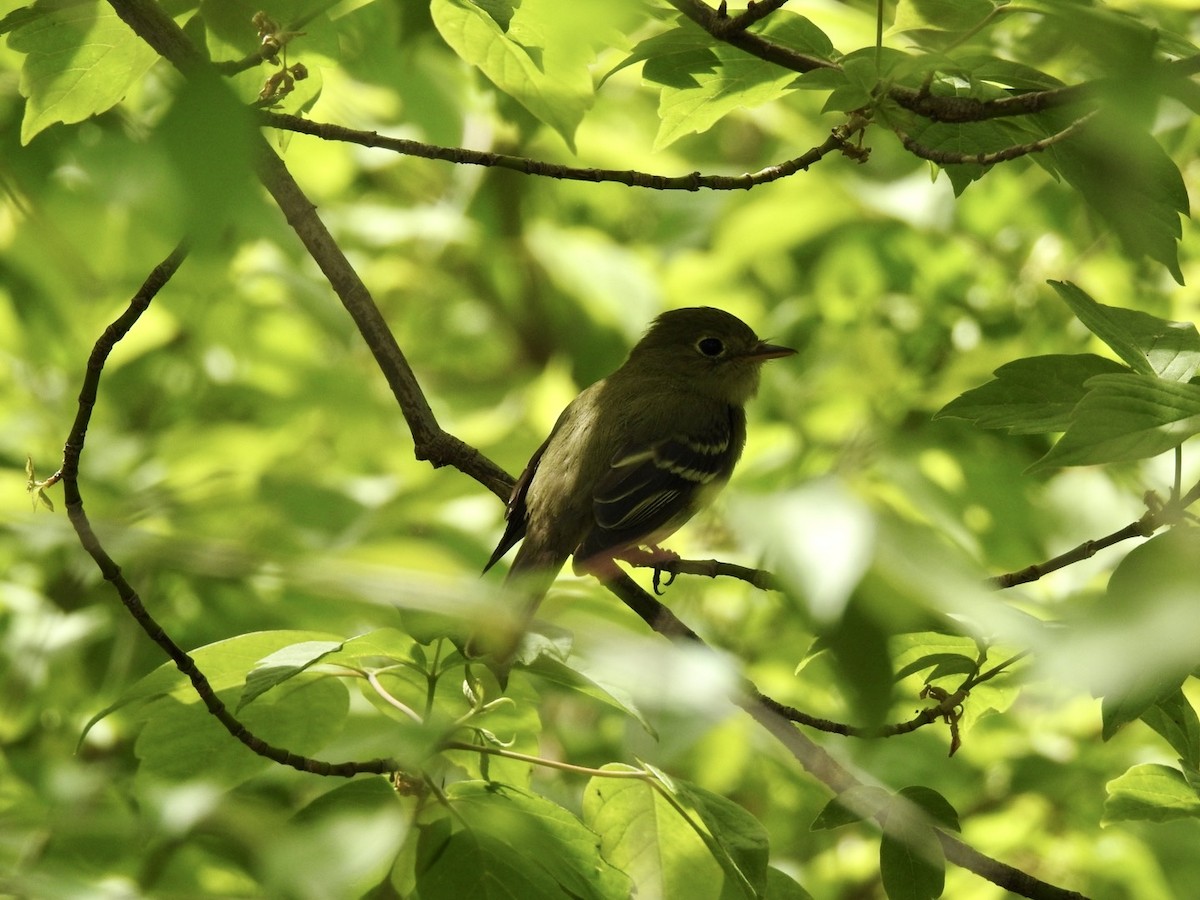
left=58, top=240, right=402, bottom=777
left=990, top=512, right=1159, bottom=589
left=895, top=110, right=1097, bottom=167
left=260, top=112, right=868, bottom=190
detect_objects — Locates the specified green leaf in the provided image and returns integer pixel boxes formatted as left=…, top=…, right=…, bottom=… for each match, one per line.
left=879, top=802, right=945, bottom=900
left=133, top=675, right=349, bottom=788
left=417, top=782, right=630, bottom=900
left=1045, top=115, right=1189, bottom=282
left=430, top=0, right=594, bottom=150
left=609, top=23, right=718, bottom=88
left=653, top=46, right=797, bottom=149
left=824, top=602, right=894, bottom=730
left=766, top=866, right=814, bottom=900
left=811, top=785, right=892, bottom=830
left=238, top=640, right=345, bottom=710
left=583, top=766, right=728, bottom=900
left=897, top=786, right=960, bottom=832
left=81, top=630, right=343, bottom=742
left=651, top=11, right=833, bottom=148
left=1032, top=374, right=1200, bottom=470
left=1103, top=764, right=1200, bottom=824
left=676, top=781, right=771, bottom=897
left=936, top=354, right=1129, bottom=434
left=1049, top=282, right=1200, bottom=382
left=525, top=655, right=657, bottom=737
left=1141, top=690, right=1200, bottom=771
left=8, top=0, right=160, bottom=144
left=891, top=0, right=996, bottom=36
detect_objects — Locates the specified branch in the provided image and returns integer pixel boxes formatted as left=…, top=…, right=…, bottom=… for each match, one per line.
left=260, top=111, right=868, bottom=190
left=668, top=0, right=837, bottom=73
left=895, top=110, right=1098, bottom=167
left=606, top=572, right=1087, bottom=899
left=58, top=241, right=402, bottom=777
left=666, top=0, right=1200, bottom=126
left=991, top=510, right=1159, bottom=589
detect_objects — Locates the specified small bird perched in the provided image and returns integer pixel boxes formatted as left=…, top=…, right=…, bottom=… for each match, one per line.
left=483, top=307, right=795, bottom=626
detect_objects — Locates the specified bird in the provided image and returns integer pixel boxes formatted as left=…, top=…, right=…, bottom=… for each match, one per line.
left=482, top=307, right=795, bottom=634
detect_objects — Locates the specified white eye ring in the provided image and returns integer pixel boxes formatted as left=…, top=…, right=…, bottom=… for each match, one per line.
left=696, top=337, right=725, bottom=357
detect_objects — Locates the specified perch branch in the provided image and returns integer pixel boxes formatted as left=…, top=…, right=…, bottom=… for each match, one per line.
left=605, top=571, right=1086, bottom=899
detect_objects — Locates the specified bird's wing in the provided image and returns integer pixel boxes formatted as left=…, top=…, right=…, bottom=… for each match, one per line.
left=576, top=406, right=743, bottom=564
left=482, top=435, right=551, bottom=573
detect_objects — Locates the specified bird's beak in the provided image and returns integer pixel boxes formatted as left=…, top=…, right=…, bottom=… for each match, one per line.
left=746, top=340, right=796, bottom=361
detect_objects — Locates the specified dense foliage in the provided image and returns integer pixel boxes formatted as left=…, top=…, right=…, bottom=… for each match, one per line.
left=4, top=1, right=1200, bottom=898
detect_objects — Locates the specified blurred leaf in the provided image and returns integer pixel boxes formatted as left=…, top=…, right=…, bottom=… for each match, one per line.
left=1097, top=530, right=1200, bottom=738
left=525, top=655, right=657, bottom=737
left=1103, top=764, right=1200, bottom=824
left=1049, top=281, right=1200, bottom=382
left=82, top=630, right=342, bottom=742
left=766, top=867, right=815, bottom=899
left=825, top=601, right=895, bottom=730
left=8, top=0, right=160, bottom=143
left=936, top=354, right=1129, bottom=434
left=1032, top=374, right=1200, bottom=470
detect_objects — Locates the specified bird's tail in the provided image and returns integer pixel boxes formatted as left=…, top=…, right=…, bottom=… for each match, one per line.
left=470, top=541, right=567, bottom=669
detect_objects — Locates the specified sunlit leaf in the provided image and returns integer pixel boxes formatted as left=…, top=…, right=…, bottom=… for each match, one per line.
left=8, top=0, right=160, bottom=143
left=1103, top=764, right=1200, bottom=824
left=1049, top=281, right=1200, bottom=382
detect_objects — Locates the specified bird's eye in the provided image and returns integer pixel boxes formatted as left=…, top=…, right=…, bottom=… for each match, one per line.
left=696, top=337, right=725, bottom=357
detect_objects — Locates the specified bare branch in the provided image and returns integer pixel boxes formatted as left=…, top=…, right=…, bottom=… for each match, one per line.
left=895, top=110, right=1098, bottom=167
left=991, top=512, right=1159, bottom=589
left=58, top=240, right=403, bottom=777
left=261, top=111, right=868, bottom=190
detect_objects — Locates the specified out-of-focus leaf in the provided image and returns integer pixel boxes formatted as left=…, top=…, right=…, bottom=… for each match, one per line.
left=1103, top=764, right=1200, bottom=824
left=1093, top=530, right=1200, bottom=738
left=891, top=0, right=996, bottom=36
left=898, top=786, right=960, bottom=832
left=936, top=354, right=1129, bottom=434
left=81, top=630, right=343, bottom=742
